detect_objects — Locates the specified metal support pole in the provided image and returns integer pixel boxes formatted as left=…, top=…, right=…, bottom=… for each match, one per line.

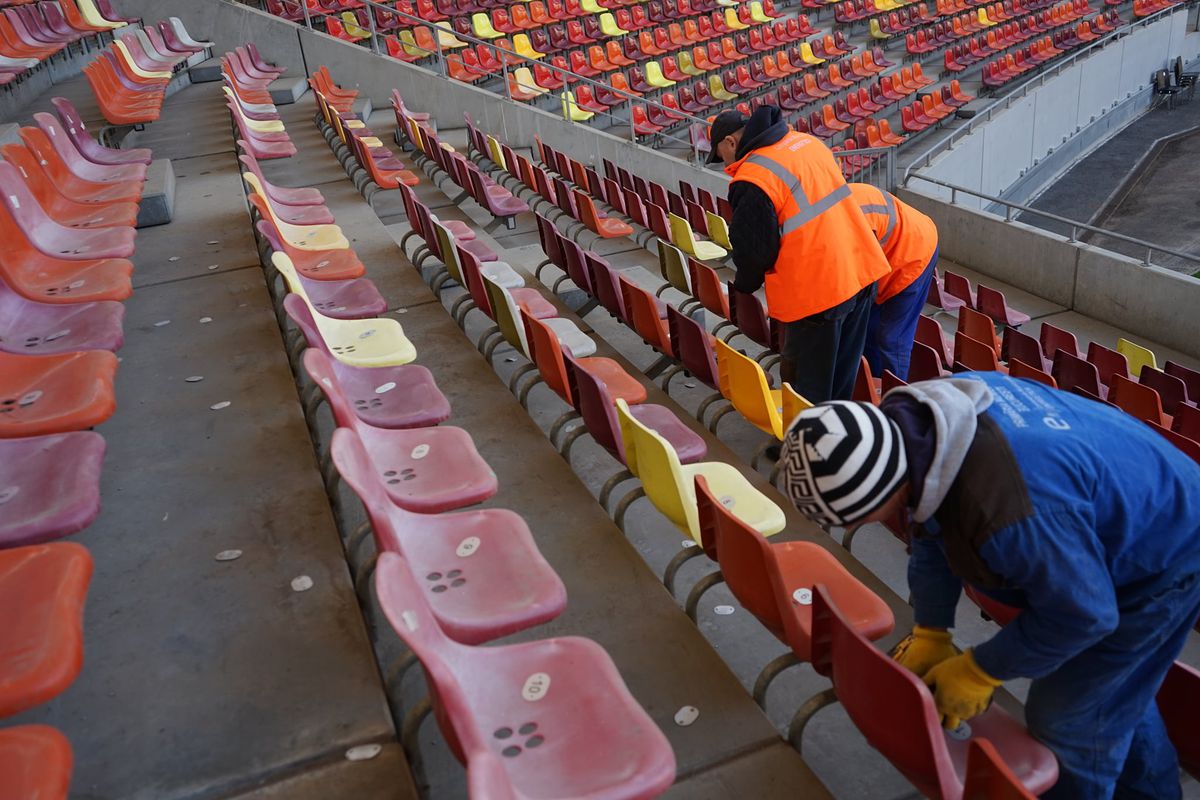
left=367, top=8, right=380, bottom=54
left=434, top=23, right=446, bottom=78
left=502, top=54, right=512, bottom=101
left=301, top=0, right=311, bottom=28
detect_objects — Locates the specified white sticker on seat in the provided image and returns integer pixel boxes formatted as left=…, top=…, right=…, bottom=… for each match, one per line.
left=792, top=588, right=813, bottom=606
left=411, top=444, right=430, bottom=459
left=522, top=672, right=550, bottom=702
left=0, top=486, right=18, bottom=504
left=374, top=382, right=396, bottom=394
left=456, top=536, right=481, bottom=557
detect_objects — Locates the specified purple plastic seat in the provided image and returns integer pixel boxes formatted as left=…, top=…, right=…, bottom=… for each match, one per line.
left=0, top=163, right=135, bottom=260
left=301, top=343, right=497, bottom=512
left=18, top=126, right=146, bottom=185
left=565, top=353, right=707, bottom=464
left=374, top=552, right=677, bottom=798
left=332, top=427, right=565, bottom=643
left=728, top=283, right=780, bottom=352
left=665, top=304, right=721, bottom=390
left=298, top=273, right=387, bottom=320
left=463, top=159, right=529, bottom=223
left=0, top=432, right=104, bottom=548
left=238, top=150, right=326, bottom=207
left=0, top=278, right=124, bottom=354
left=301, top=348, right=449, bottom=429
left=156, top=21, right=203, bottom=56
left=1052, top=349, right=1103, bottom=398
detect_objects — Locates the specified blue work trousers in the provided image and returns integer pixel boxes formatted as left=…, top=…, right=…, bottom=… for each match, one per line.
left=1029, top=570, right=1200, bottom=800
left=864, top=249, right=939, bottom=381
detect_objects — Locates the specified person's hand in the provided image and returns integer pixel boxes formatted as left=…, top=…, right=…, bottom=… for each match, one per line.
left=922, top=650, right=1002, bottom=729
left=890, top=626, right=957, bottom=677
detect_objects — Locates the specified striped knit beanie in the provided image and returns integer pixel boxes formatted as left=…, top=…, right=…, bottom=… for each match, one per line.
left=779, top=401, right=908, bottom=528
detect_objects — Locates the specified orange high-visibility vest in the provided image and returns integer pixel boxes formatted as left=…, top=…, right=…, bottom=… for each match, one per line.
left=849, top=183, right=939, bottom=303
left=726, top=130, right=889, bottom=322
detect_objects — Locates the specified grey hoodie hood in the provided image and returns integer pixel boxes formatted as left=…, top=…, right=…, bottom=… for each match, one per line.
left=884, top=377, right=994, bottom=522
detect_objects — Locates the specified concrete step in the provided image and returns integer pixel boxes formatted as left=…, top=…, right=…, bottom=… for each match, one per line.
left=268, top=75, right=309, bottom=105
left=135, top=158, right=176, bottom=228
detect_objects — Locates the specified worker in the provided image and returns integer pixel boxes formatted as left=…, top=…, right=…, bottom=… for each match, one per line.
left=778, top=372, right=1200, bottom=799
left=848, top=183, right=939, bottom=381
left=709, top=107, right=890, bottom=403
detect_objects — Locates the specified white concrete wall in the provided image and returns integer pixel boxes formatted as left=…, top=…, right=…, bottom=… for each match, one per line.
left=917, top=10, right=1196, bottom=203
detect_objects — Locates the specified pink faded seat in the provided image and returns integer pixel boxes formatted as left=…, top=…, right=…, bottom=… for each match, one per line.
left=297, top=273, right=387, bottom=320
left=811, top=585, right=1059, bottom=799
left=332, top=427, right=566, bottom=643
left=290, top=305, right=451, bottom=429
left=375, top=552, right=677, bottom=797
left=0, top=432, right=104, bottom=548
left=0, top=278, right=124, bottom=354
left=238, top=150, right=325, bottom=207
left=0, top=163, right=135, bottom=260
left=302, top=348, right=497, bottom=512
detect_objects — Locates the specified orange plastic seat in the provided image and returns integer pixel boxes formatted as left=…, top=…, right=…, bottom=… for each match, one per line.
left=575, top=189, right=633, bottom=238
left=522, top=310, right=648, bottom=406
left=1109, top=374, right=1167, bottom=426
left=957, top=306, right=1000, bottom=356
left=618, top=274, right=675, bottom=357
left=954, top=332, right=1004, bottom=372
left=0, top=351, right=118, bottom=437
left=0, top=543, right=93, bottom=717
left=0, top=725, right=73, bottom=800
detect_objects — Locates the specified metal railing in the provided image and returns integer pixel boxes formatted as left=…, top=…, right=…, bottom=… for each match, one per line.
left=250, top=0, right=726, bottom=164
left=905, top=172, right=1200, bottom=272
left=902, top=1, right=1192, bottom=181
left=833, top=144, right=897, bottom=188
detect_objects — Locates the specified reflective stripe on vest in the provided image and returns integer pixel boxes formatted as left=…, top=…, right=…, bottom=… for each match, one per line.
left=858, top=189, right=898, bottom=246
left=743, top=152, right=853, bottom=236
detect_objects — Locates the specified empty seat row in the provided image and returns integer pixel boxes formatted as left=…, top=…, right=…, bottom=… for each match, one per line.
left=0, top=82, right=160, bottom=796
left=981, top=10, right=1119, bottom=87
left=0, top=0, right=133, bottom=86
left=224, top=44, right=294, bottom=159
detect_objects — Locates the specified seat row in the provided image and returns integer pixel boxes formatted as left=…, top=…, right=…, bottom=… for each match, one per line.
left=451, top=111, right=1067, bottom=797
left=237, top=86, right=679, bottom=797
left=225, top=45, right=295, bottom=159
left=0, top=89, right=157, bottom=798
left=83, top=18, right=210, bottom=126
left=943, top=0, right=1105, bottom=70
left=0, top=0, right=133, bottom=86
left=915, top=0, right=1086, bottom=55
left=979, top=11, right=1118, bottom=88
left=1133, top=0, right=1183, bottom=16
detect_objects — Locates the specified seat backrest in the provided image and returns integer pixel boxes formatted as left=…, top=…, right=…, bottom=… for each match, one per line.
left=619, top=274, right=672, bottom=354
left=1052, top=349, right=1101, bottom=396
left=1008, top=358, right=1056, bottom=388
left=727, top=284, right=775, bottom=350
left=1165, top=360, right=1200, bottom=404
left=811, top=585, right=959, bottom=799
left=1139, top=366, right=1188, bottom=416
left=657, top=240, right=691, bottom=296
left=1108, top=374, right=1164, bottom=426
left=957, top=307, right=999, bottom=355
left=975, top=284, right=1015, bottom=325
left=563, top=354, right=625, bottom=461
left=521, top=309, right=574, bottom=405
left=615, top=398, right=697, bottom=537
left=1001, top=326, right=1042, bottom=368
left=688, top=258, right=731, bottom=320
left=666, top=305, right=720, bottom=389
left=908, top=341, right=945, bottom=382
left=300, top=346, right=363, bottom=430
left=1115, top=337, right=1157, bottom=378
left=480, top=274, right=528, bottom=356
left=942, top=270, right=974, bottom=306
left=954, top=331, right=1000, bottom=372
left=1085, top=342, right=1129, bottom=387
left=714, top=337, right=781, bottom=437
left=1038, top=322, right=1078, bottom=361
left=963, top=738, right=1038, bottom=799
left=584, top=251, right=628, bottom=322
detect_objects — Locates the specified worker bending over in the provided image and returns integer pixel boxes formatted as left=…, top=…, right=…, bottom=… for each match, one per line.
left=710, top=106, right=890, bottom=402
left=848, top=183, right=939, bottom=381
left=779, top=372, right=1200, bottom=799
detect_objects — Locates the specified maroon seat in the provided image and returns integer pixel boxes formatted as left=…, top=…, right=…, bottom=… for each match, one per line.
left=976, top=284, right=1030, bottom=327
left=1086, top=342, right=1129, bottom=388
left=1052, top=349, right=1103, bottom=398
left=1157, top=661, right=1200, bottom=778
left=1139, top=367, right=1191, bottom=416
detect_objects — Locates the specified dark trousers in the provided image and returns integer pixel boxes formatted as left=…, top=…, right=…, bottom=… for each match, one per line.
left=864, top=249, right=939, bottom=381
left=779, top=283, right=876, bottom=403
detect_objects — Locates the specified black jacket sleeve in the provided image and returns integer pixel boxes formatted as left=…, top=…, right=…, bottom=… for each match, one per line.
left=728, top=181, right=780, bottom=293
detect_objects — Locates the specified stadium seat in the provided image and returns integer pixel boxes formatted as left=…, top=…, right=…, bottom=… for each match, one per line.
left=330, top=427, right=565, bottom=642
left=1139, top=367, right=1191, bottom=416
left=810, top=585, right=1059, bottom=798
left=0, top=433, right=104, bottom=549
left=0, top=725, right=73, bottom=800
left=669, top=212, right=727, bottom=260
left=0, top=350, right=117, bottom=437
left=714, top=337, right=784, bottom=439
left=1108, top=374, right=1166, bottom=426
left=1008, top=358, right=1056, bottom=388
left=0, top=542, right=92, bottom=717
left=1115, top=337, right=1157, bottom=378
left=1086, top=341, right=1130, bottom=388
left=300, top=348, right=449, bottom=430
left=0, top=279, right=124, bottom=354
left=616, top=398, right=786, bottom=542
left=1052, top=349, right=1103, bottom=398
left=522, top=309, right=649, bottom=406
left=1158, top=660, right=1200, bottom=778
left=374, top=552, right=676, bottom=798
left=975, top=284, right=1030, bottom=327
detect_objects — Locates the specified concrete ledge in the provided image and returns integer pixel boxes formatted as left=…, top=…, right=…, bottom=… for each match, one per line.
left=898, top=187, right=1080, bottom=308
left=268, top=75, right=308, bottom=105
left=136, top=158, right=176, bottom=228
left=189, top=56, right=223, bottom=83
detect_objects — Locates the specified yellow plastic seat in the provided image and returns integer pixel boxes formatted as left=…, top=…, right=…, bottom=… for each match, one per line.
left=512, top=33, right=545, bottom=59
left=77, top=0, right=124, bottom=28
left=273, top=253, right=417, bottom=367
left=222, top=87, right=285, bottom=131
left=714, top=338, right=784, bottom=439
left=512, top=67, right=548, bottom=96
left=482, top=274, right=597, bottom=359
left=113, top=40, right=170, bottom=80
left=435, top=22, right=468, bottom=49
left=749, top=1, right=775, bottom=22
left=781, top=383, right=813, bottom=430
left=708, top=74, right=738, bottom=100
left=724, top=7, right=750, bottom=29
left=398, top=29, right=434, bottom=59
left=869, top=18, right=890, bottom=39
left=705, top=211, right=732, bottom=250
left=677, top=50, right=705, bottom=76
left=616, top=399, right=787, bottom=542
left=669, top=213, right=727, bottom=261
left=581, top=0, right=605, bottom=12
left=1116, top=338, right=1158, bottom=378
left=645, top=60, right=677, bottom=88
left=599, top=12, right=628, bottom=36
left=657, top=241, right=692, bottom=298
left=486, top=135, right=509, bottom=169
left=799, top=42, right=826, bottom=64
left=471, top=12, right=505, bottom=38
left=244, top=173, right=349, bottom=251
left=340, top=12, right=371, bottom=39
left=561, top=91, right=595, bottom=122
left=978, top=8, right=996, bottom=25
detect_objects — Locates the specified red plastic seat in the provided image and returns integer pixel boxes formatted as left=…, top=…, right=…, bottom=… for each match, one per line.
left=1052, top=349, right=1103, bottom=398
left=1108, top=374, right=1166, bottom=426
left=1, top=145, right=138, bottom=229
left=0, top=542, right=92, bottom=716
left=1165, top=360, right=1200, bottom=404
left=1038, top=322, right=1080, bottom=361
left=954, top=332, right=1002, bottom=372
left=574, top=189, right=633, bottom=239
left=1008, top=357, right=1056, bottom=388
left=49, top=97, right=152, bottom=166
left=1001, top=327, right=1047, bottom=371
left=942, top=269, right=975, bottom=308
left=330, top=427, right=566, bottom=643
left=909, top=341, right=947, bottom=381
left=619, top=274, right=675, bottom=357
left=304, top=348, right=498, bottom=513
left=1157, top=660, right=1200, bottom=778
left=976, top=284, right=1030, bottom=327
left=957, top=307, right=1000, bottom=356
left=374, top=552, right=676, bottom=797
left=916, top=314, right=953, bottom=367
left=1086, top=341, right=1129, bottom=388
left=811, top=585, right=1059, bottom=799
left=0, top=350, right=117, bottom=437
left=0, top=725, right=73, bottom=800
left=523, top=310, right=648, bottom=406
left=1139, top=366, right=1190, bottom=416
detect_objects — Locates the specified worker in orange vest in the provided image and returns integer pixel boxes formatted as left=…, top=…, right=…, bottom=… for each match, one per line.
left=848, top=183, right=940, bottom=381
left=710, top=107, right=890, bottom=402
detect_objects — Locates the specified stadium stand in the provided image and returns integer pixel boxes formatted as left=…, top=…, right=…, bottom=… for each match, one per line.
left=5, top=1, right=1200, bottom=797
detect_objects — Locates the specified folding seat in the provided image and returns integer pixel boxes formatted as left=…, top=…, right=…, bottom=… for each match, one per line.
left=0, top=432, right=102, bottom=550
left=1138, top=367, right=1190, bottom=416
left=667, top=212, right=726, bottom=261
left=1052, top=348, right=1104, bottom=398
left=1113, top=337, right=1157, bottom=378
left=618, top=273, right=675, bottom=357
left=0, top=267, right=126, bottom=353
left=1163, top=360, right=1200, bottom=405
left=1086, top=342, right=1130, bottom=390
left=1108, top=374, right=1167, bottom=426
left=1001, top=326, right=1046, bottom=372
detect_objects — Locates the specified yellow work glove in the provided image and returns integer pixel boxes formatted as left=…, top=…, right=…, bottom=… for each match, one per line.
left=922, top=649, right=1002, bottom=730
left=890, top=626, right=957, bottom=677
